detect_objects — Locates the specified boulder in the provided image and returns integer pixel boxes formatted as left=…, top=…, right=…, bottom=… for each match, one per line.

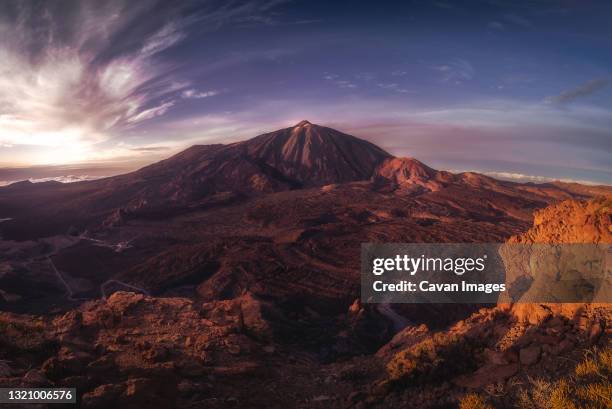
left=453, top=363, right=519, bottom=389
left=519, top=345, right=541, bottom=366
left=0, top=361, right=11, bottom=377
left=23, top=369, right=51, bottom=386
left=239, top=293, right=273, bottom=340
left=82, top=383, right=125, bottom=408
left=106, top=292, right=145, bottom=314
left=588, top=322, right=603, bottom=344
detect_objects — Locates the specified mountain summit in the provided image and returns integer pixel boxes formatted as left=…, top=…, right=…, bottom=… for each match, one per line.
left=0, top=121, right=393, bottom=237
left=1, top=121, right=609, bottom=240
left=239, top=120, right=391, bottom=187
left=130, top=120, right=391, bottom=201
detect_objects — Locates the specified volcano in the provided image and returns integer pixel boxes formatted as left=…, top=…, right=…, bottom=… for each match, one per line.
left=0, top=120, right=608, bottom=241
left=0, top=121, right=610, bottom=409
left=127, top=120, right=392, bottom=204
left=240, top=120, right=391, bottom=186
left=0, top=121, right=391, bottom=238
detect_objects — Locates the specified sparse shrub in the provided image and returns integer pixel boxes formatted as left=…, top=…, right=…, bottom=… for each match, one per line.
left=386, top=338, right=437, bottom=381
left=575, top=356, right=599, bottom=378
left=576, top=382, right=612, bottom=408
left=529, top=378, right=554, bottom=408
left=593, top=197, right=611, bottom=215
left=575, top=348, right=611, bottom=380
left=0, top=318, right=47, bottom=351
left=517, top=389, right=535, bottom=409
left=459, top=393, right=493, bottom=409
left=548, top=379, right=576, bottom=409
left=386, top=332, right=480, bottom=383
left=599, top=348, right=612, bottom=372
left=516, top=347, right=612, bottom=409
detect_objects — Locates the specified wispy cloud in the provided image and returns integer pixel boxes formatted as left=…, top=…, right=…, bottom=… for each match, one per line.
left=487, top=21, right=505, bottom=31
left=503, top=13, right=532, bottom=28
left=129, top=146, right=172, bottom=153
left=0, top=1, right=187, bottom=154
left=479, top=171, right=603, bottom=186
left=432, top=59, right=474, bottom=83
left=323, top=74, right=357, bottom=89
left=0, top=175, right=106, bottom=187
left=0, top=0, right=283, bottom=164
left=545, top=79, right=609, bottom=104
left=181, top=89, right=220, bottom=99
left=126, top=101, right=176, bottom=124
left=376, top=83, right=413, bottom=94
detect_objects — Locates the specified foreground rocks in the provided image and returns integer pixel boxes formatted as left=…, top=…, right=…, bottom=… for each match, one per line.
left=361, top=198, right=611, bottom=408
left=0, top=292, right=269, bottom=408
left=0, top=198, right=609, bottom=408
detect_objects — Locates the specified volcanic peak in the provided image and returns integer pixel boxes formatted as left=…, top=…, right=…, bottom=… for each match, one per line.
left=294, top=120, right=312, bottom=127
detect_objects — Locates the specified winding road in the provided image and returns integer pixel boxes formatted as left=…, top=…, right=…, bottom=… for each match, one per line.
left=377, top=303, right=411, bottom=332
left=47, top=257, right=89, bottom=302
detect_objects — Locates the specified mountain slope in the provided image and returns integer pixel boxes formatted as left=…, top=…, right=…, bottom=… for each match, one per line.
left=1, top=196, right=608, bottom=409
left=241, top=120, right=391, bottom=186
left=0, top=121, right=609, bottom=240
left=0, top=121, right=392, bottom=238
left=371, top=197, right=610, bottom=408
left=373, top=157, right=454, bottom=192
left=508, top=196, right=611, bottom=244
left=129, top=120, right=391, bottom=200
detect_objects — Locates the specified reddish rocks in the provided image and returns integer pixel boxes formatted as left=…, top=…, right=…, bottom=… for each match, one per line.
left=22, top=369, right=50, bottom=386
left=373, top=157, right=448, bottom=193
left=483, top=348, right=508, bottom=365
left=106, top=292, right=146, bottom=314
left=82, top=383, right=126, bottom=408
left=143, top=346, right=169, bottom=363
left=553, top=339, right=575, bottom=355
left=511, top=304, right=552, bottom=326
left=454, top=363, right=519, bottom=389
left=519, top=345, right=541, bottom=366
left=52, top=310, right=83, bottom=338
left=123, top=377, right=177, bottom=408
left=0, top=362, right=11, bottom=377
left=238, top=292, right=273, bottom=341
left=0, top=124, right=609, bottom=409
left=0, top=291, right=273, bottom=407
left=511, top=197, right=612, bottom=245
left=589, top=322, right=603, bottom=344
left=348, top=299, right=361, bottom=314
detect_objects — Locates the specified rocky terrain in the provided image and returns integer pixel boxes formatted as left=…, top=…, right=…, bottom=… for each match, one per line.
left=0, top=121, right=390, bottom=240
left=0, top=121, right=607, bottom=241
left=366, top=196, right=611, bottom=408
left=0, top=197, right=609, bottom=408
left=0, top=122, right=610, bottom=408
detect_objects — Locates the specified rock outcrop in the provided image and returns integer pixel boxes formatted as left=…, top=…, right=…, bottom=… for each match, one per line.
left=363, top=197, right=610, bottom=407
left=509, top=196, right=611, bottom=244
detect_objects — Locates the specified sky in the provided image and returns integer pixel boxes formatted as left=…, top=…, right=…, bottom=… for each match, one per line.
left=0, top=0, right=611, bottom=185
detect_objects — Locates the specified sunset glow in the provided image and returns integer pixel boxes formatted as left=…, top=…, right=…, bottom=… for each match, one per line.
left=0, top=0, right=610, bottom=184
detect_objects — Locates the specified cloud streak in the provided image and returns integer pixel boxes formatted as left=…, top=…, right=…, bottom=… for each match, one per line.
left=432, top=59, right=474, bottom=83
left=0, top=1, right=186, bottom=153
left=181, top=89, right=220, bottom=99
left=323, top=74, right=357, bottom=89
left=545, top=79, right=609, bottom=104
left=0, top=0, right=281, bottom=164
left=478, top=171, right=603, bottom=186
left=0, top=175, right=107, bottom=187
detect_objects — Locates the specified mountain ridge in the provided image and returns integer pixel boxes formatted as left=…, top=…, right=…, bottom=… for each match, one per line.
left=0, top=120, right=610, bottom=240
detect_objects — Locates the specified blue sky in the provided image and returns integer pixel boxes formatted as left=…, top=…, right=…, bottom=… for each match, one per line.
left=0, top=0, right=610, bottom=184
